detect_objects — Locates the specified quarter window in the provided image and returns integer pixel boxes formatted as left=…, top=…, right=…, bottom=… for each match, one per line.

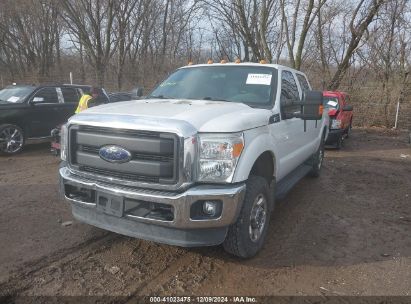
left=296, top=74, right=310, bottom=92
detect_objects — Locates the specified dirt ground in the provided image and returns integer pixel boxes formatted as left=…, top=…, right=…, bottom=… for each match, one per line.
left=0, top=128, right=410, bottom=298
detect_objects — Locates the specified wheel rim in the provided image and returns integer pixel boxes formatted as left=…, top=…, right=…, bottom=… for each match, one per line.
left=0, top=127, right=23, bottom=153
left=249, top=194, right=267, bottom=242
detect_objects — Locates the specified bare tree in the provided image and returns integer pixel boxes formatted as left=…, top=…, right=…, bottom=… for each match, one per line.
left=280, top=0, right=328, bottom=70
left=60, top=0, right=120, bottom=86
left=114, top=0, right=142, bottom=90
left=205, top=0, right=281, bottom=62
left=0, top=0, right=60, bottom=81
left=327, top=0, right=387, bottom=90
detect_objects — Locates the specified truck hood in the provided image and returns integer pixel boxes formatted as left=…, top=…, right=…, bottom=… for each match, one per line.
left=78, top=99, right=271, bottom=133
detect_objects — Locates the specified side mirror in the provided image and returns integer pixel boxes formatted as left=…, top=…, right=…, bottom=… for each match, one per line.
left=31, top=97, right=44, bottom=103
left=342, top=105, right=353, bottom=111
left=282, top=90, right=323, bottom=120
left=300, top=91, right=324, bottom=120
left=131, top=87, right=143, bottom=98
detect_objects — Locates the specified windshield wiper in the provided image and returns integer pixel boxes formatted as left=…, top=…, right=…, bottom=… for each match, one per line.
left=202, top=97, right=228, bottom=102
left=146, top=95, right=174, bottom=99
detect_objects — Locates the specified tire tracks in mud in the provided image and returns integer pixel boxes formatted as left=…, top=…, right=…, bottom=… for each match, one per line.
left=0, top=232, right=114, bottom=296
left=124, top=250, right=217, bottom=300
left=1, top=229, right=220, bottom=297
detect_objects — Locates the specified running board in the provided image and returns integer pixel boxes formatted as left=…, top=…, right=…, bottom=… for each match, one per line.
left=26, top=136, right=52, bottom=144
left=275, top=164, right=312, bottom=200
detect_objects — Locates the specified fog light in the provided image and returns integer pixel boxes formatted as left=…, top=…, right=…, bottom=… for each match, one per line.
left=203, top=201, right=217, bottom=216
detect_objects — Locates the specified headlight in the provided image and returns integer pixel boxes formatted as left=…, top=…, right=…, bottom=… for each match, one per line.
left=198, top=133, right=244, bottom=183
left=60, top=124, right=68, bottom=161
left=331, top=119, right=342, bottom=129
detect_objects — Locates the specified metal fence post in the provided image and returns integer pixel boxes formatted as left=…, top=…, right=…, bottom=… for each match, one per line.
left=394, top=101, right=400, bottom=129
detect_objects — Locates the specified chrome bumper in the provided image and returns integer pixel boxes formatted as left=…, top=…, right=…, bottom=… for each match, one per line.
left=59, top=166, right=246, bottom=229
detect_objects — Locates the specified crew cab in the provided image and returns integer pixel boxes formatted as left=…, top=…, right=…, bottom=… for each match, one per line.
left=59, top=63, right=328, bottom=258
left=323, top=91, right=353, bottom=148
left=0, top=84, right=94, bottom=154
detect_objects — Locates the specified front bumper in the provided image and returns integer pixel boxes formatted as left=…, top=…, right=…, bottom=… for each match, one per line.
left=59, top=166, right=246, bottom=247
left=325, top=129, right=344, bottom=144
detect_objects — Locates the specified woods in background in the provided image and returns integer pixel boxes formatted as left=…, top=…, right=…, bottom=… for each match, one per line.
left=0, top=0, right=410, bottom=127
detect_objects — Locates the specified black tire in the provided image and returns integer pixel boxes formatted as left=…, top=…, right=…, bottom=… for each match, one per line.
left=310, top=135, right=325, bottom=177
left=0, top=124, right=25, bottom=155
left=335, top=133, right=343, bottom=150
left=345, top=122, right=352, bottom=139
left=223, top=175, right=273, bottom=258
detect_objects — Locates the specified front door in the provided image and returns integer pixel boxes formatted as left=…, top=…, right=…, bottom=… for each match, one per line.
left=271, top=70, right=315, bottom=181
left=28, top=87, right=61, bottom=137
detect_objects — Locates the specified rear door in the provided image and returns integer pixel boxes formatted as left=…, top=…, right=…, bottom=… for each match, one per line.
left=58, top=87, right=80, bottom=122
left=28, top=87, right=61, bottom=137
left=296, top=73, right=320, bottom=146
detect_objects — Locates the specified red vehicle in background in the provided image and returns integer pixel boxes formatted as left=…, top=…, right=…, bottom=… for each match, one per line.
left=323, top=91, right=354, bottom=149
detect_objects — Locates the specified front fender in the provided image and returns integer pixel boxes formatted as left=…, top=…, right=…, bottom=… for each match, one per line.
left=232, top=126, right=278, bottom=183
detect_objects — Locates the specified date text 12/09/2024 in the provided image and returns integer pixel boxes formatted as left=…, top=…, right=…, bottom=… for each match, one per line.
left=149, top=296, right=257, bottom=303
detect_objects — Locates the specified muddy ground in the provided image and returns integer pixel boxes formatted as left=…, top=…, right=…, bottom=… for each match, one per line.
left=0, top=128, right=410, bottom=298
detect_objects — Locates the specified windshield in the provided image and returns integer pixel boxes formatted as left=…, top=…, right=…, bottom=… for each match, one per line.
left=323, top=97, right=339, bottom=109
left=0, top=86, right=35, bottom=103
left=148, top=66, right=276, bottom=107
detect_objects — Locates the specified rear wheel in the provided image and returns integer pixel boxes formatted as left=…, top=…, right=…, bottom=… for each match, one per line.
left=346, top=122, right=352, bottom=139
left=0, top=124, right=24, bottom=155
left=310, top=134, right=325, bottom=177
left=223, top=175, right=272, bottom=258
left=335, top=133, right=343, bottom=150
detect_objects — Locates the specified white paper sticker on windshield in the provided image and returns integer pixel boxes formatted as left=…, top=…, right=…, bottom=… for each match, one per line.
left=327, top=100, right=338, bottom=107
left=246, top=74, right=272, bottom=85
left=7, top=96, right=19, bottom=103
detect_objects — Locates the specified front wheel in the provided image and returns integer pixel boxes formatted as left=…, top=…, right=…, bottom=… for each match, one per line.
left=0, top=124, right=25, bottom=155
left=223, top=175, right=273, bottom=258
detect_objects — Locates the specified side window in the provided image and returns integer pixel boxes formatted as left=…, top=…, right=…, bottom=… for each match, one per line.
left=32, top=88, right=58, bottom=104
left=296, top=74, right=310, bottom=92
left=280, top=71, right=300, bottom=103
left=61, top=87, right=79, bottom=103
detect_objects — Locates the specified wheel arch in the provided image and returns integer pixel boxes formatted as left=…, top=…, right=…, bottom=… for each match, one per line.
left=232, top=130, right=277, bottom=184
left=249, top=151, right=276, bottom=185
left=0, top=119, right=28, bottom=138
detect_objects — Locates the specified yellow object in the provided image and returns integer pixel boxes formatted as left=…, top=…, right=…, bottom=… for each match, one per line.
left=235, top=58, right=241, bottom=64
left=319, top=104, right=324, bottom=115
left=188, top=61, right=193, bottom=65
left=207, top=59, right=213, bottom=64
left=259, top=59, right=267, bottom=64
left=233, top=142, right=244, bottom=158
left=220, top=59, right=227, bottom=64
left=75, top=94, right=92, bottom=114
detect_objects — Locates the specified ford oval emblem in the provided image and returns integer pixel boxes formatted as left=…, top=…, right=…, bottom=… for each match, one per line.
left=99, top=145, right=132, bottom=163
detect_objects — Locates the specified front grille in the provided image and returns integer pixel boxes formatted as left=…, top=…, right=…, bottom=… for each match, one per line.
left=80, top=145, right=173, bottom=162
left=69, top=125, right=179, bottom=185
left=81, top=166, right=160, bottom=183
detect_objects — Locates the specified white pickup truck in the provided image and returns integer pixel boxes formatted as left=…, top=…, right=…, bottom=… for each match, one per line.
left=59, top=63, right=328, bottom=258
